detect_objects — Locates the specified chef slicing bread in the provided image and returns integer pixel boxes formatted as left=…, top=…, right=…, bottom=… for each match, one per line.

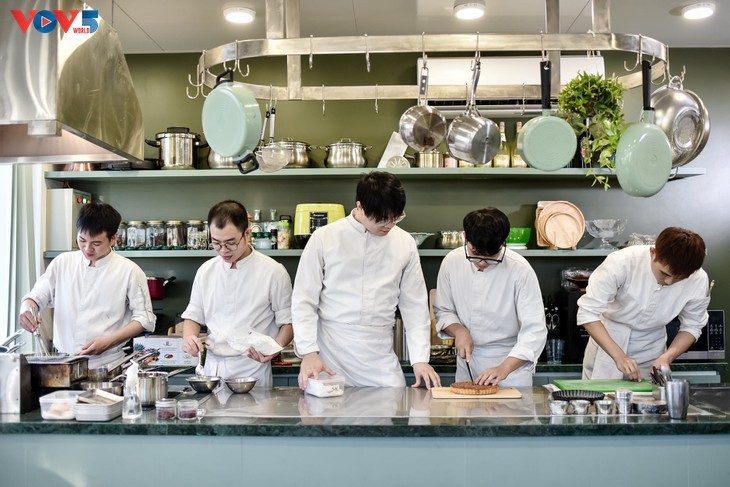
left=578, top=227, right=711, bottom=381
left=434, top=208, right=547, bottom=387
left=292, top=171, right=440, bottom=389
left=181, top=200, right=293, bottom=388
left=18, top=202, right=156, bottom=368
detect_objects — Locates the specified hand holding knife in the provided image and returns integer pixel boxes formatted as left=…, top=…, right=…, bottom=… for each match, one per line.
left=466, top=360, right=475, bottom=383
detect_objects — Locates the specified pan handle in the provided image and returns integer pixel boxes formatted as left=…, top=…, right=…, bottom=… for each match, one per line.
left=417, top=66, right=429, bottom=106
left=467, top=60, right=481, bottom=111
left=167, top=366, right=194, bottom=378
left=642, top=60, right=652, bottom=111
left=540, top=60, right=551, bottom=110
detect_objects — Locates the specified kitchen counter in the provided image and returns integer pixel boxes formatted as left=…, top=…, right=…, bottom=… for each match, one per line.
left=2, top=386, right=729, bottom=486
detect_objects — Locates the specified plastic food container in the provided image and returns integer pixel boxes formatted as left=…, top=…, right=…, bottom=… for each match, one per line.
left=177, top=399, right=198, bottom=420
left=156, top=398, right=177, bottom=420
left=304, top=373, right=345, bottom=398
left=39, top=390, right=83, bottom=420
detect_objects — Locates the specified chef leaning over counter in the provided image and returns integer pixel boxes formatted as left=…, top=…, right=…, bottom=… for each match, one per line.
left=18, top=202, right=156, bottom=368
left=181, top=200, right=293, bottom=388
left=578, top=227, right=711, bottom=381
left=292, top=171, right=440, bottom=389
left=435, top=208, right=547, bottom=387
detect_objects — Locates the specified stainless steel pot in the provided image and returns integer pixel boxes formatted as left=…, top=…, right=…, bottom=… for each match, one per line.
left=322, top=138, right=370, bottom=168
left=415, top=150, right=443, bottom=168
left=138, top=367, right=190, bottom=408
left=272, top=139, right=311, bottom=168
left=207, top=149, right=238, bottom=169
left=146, top=127, right=208, bottom=170
left=399, top=66, right=447, bottom=152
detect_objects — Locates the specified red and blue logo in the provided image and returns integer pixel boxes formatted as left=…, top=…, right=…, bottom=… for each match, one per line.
left=11, top=9, right=99, bottom=34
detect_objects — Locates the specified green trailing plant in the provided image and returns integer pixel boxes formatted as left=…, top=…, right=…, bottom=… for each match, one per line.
left=557, top=72, right=626, bottom=189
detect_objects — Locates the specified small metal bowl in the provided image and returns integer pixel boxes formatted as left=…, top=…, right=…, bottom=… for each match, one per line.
left=186, top=375, right=221, bottom=393
left=224, top=377, right=258, bottom=394
left=78, top=381, right=123, bottom=396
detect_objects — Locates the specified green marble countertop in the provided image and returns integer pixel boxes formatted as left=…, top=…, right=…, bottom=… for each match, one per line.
left=2, top=385, right=729, bottom=438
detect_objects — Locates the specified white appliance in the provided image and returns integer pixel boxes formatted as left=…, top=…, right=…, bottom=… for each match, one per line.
left=47, top=188, right=92, bottom=250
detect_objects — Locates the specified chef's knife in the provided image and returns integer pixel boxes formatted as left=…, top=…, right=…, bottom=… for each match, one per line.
left=466, top=360, right=475, bottom=383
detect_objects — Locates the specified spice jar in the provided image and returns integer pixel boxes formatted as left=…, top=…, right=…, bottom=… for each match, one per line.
left=177, top=399, right=198, bottom=420
left=156, top=398, right=177, bottom=420
left=115, top=221, right=127, bottom=250
left=146, top=221, right=166, bottom=249
left=126, top=221, right=147, bottom=248
left=276, top=215, right=292, bottom=250
left=166, top=220, right=186, bottom=249
left=186, top=220, right=207, bottom=250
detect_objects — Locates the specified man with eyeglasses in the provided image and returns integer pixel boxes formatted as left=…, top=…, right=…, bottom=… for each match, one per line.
left=434, top=208, right=546, bottom=387
left=181, top=200, right=293, bottom=387
left=292, top=171, right=441, bottom=389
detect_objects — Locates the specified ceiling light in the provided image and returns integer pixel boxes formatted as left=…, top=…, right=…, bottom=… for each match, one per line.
left=454, top=0, right=486, bottom=20
left=223, top=5, right=256, bottom=24
left=681, top=2, right=715, bottom=20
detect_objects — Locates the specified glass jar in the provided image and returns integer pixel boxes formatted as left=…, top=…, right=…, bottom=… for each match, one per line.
left=146, top=220, right=166, bottom=249
left=186, top=220, right=207, bottom=250
left=253, top=232, right=272, bottom=250
left=115, top=221, right=127, bottom=250
left=126, top=221, right=147, bottom=248
left=276, top=216, right=292, bottom=250
left=156, top=398, right=177, bottom=421
left=166, top=220, right=186, bottom=249
left=177, top=399, right=198, bottom=420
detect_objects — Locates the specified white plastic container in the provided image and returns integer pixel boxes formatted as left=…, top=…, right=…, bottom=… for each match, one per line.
left=39, top=390, right=83, bottom=420
left=304, top=373, right=345, bottom=398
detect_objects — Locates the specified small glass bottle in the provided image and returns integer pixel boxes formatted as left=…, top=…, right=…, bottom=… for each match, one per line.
left=511, top=121, right=528, bottom=168
left=250, top=209, right=263, bottom=234
left=492, top=121, right=511, bottom=168
left=264, top=209, right=278, bottom=232
left=122, top=362, right=142, bottom=420
left=276, top=215, right=292, bottom=250
left=269, top=228, right=278, bottom=250
left=146, top=220, right=166, bottom=249
left=115, top=221, right=127, bottom=250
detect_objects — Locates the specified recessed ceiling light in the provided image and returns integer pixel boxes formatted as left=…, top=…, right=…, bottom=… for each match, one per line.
left=454, top=0, right=486, bottom=20
left=681, top=2, right=715, bottom=20
left=223, top=5, right=256, bottom=24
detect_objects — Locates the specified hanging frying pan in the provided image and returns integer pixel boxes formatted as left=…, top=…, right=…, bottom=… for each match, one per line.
left=202, top=69, right=262, bottom=174
left=517, top=60, right=577, bottom=171
left=446, top=58, right=500, bottom=165
left=399, top=65, right=447, bottom=152
left=615, top=60, right=672, bottom=197
left=650, top=75, right=711, bottom=168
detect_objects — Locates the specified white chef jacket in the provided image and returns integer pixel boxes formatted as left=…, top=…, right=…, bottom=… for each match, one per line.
left=22, top=250, right=155, bottom=368
left=291, top=213, right=431, bottom=387
left=434, top=247, right=547, bottom=386
left=181, top=249, right=292, bottom=387
left=578, top=245, right=710, bottom=379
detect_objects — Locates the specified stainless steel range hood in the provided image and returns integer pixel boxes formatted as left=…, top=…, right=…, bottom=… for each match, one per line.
left=0, top=0, right=143, bottom=166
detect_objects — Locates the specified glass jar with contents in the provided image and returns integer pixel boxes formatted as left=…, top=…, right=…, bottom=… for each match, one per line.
left=165, top=220, right=186, bottom=249
left=253, top=232, right=273, bottom=250
left=126, top=221, right=147, bottom=249
left=155, top=398, right=177, bottom=421
left=276, top=215, right=292, bottom=250
left=115, top=221, right=127, bottom=250
left=186, top=220, right=207, bottom=250
left=177, top=399, right=198, bottom=420
left=146, top=221, right=166, bottom=249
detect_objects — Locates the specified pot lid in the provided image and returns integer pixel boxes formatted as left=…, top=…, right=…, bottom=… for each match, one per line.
left=328, top=138, right=364, bottom=147
left=155, top=127, right=200, bottom=139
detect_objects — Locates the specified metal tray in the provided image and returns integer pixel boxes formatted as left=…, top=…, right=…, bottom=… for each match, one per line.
left=552, top=390, right=605, bottom=403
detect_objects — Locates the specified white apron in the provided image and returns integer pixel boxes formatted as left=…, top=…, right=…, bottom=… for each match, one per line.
left=204, top=353, right=272, bottom=389
left=318, top=320, right=405, bottom=387
left=582, top=320, right=666, bottom=380
left=456, top=345, right=534, bottom=387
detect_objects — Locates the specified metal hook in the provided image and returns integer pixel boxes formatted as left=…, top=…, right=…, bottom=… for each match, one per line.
left=421, top=32, right=427, bottom=68
left=521, top=83, right=526, bottom=116
left=364, top=34, right=371, bottom=73
left=309, top=35, right=314, bottom=69
left=624, top=34, right=643, bottom=71
left=269, top=85, right=274, bottom=109
left=322, top=84, right=326, bottom=116
left=234, top=40, right=250, bottom=78
left=540, top=32, right=547, bottom=61
left=669, top=165, right=680, bottom=180
left=471, top=32, right=480, bottom=70
left=186, top=66, right=203, bottom=99
left=586, top=30, right=597, bottom=58
left=374, top=84, right=379, bottom=114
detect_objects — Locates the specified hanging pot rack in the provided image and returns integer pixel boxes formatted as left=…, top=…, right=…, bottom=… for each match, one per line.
left=188, top=0, right=668, bottom=103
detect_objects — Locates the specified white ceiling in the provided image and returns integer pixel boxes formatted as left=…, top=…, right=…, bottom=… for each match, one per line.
left=89, top=0, right=729, bottom=54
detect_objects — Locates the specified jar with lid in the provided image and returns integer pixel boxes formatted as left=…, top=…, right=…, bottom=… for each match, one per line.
left=156, top=398, right=177, bottom=421
left=250, top=209, right=263, bottom=234
left=253, top=232, right=273, bottom=250
left=186, top=220, right=207, bottom=250
left=115, top=221, right=127, bottom=250
left=126, top=221, right=147, bottom=248
left=276, top=215, right=292, bottom=250
left=166, top=220, right=186, bottom=249
left=177, top=399, right=198, bottom=420
left=146, top=221, right=166, bottom=249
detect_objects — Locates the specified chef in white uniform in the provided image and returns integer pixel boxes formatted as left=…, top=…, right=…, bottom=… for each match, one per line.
left=434, top=208, right=547, bottom=388
left=578, top=227, right=710, bottom=381
left=292, top=171, right=440, bottom=389
left=19, top=203, right=155, bottom=368
left=182, top=200, right=293, bottom=388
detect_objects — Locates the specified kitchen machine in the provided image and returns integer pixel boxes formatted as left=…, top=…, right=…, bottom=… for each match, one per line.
left=293, top=204, right=346, bottom=248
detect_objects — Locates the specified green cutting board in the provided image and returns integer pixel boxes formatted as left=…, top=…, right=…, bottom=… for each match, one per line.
left=552, top=379, right=653, bottom=393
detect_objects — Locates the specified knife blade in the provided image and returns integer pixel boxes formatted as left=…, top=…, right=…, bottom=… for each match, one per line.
left=466, top=360, right=475, bottom=383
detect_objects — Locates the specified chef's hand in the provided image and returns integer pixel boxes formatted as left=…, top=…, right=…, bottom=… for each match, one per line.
left=79, top=336, right=116, bottom=356
left=18, top=300, right=41, bottom=333
left=412, top=363, right=441, bottom=390
left=652, top=355, right=672, bottom=375
left=298, top=352, right=335, bottom=390
left=475, top=366, right=509, bottom=385
left=182, top=334, right=204, bottom=355
left=452, top=327, right=474, bottom=363
left=614, top=354, right=642, bottom=381
left=247, top=346, right=278, bottom=363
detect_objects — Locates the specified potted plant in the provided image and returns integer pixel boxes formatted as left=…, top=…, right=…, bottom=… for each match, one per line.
left=557, top=72, right=625, bottom=189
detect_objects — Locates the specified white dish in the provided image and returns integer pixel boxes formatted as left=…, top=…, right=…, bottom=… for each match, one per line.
left=506, top=244, right=527, bottom=250
left=305, top=373, right=345, bottom=398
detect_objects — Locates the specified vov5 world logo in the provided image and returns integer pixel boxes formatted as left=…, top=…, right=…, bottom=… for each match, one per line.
left=11, top=8, right=99, bottom=34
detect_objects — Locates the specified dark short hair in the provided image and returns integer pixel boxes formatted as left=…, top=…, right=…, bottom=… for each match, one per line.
left=654, top=227, right=706, bottom=279
left=463, top=208, right=510, bottom=256
left=356, top=171, right=406, bottom=222
left=208, top=200, right=249, bottom=233
left=76, top=202, right=121, bottom=240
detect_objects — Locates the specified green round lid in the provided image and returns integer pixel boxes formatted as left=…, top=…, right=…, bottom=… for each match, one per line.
left=517, top=116, right=577, bottom=171
left=202, top=84, right=262, bottom=158
left=615, top=122, right=672, bottom=197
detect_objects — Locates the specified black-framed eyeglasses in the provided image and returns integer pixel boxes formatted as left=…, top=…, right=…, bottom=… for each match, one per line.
left=211, top=234, right=245, bottom=251
left=464, top=244, right=505, bottom=265
left=374, top=212, right=406, bottom=227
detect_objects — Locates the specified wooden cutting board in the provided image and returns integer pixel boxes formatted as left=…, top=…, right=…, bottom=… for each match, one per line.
left=431, top=387, right=523, bottom=399
left=552, top=379, right=653, bottom=393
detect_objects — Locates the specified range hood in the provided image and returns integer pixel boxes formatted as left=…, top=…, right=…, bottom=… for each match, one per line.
left=0, top=0, right=143, bottom=166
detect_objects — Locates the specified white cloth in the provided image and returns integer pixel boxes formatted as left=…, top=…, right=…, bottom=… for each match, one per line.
left=577, top=245, right=710, bottom=379
left=181, top=249, right=292, bottom=386
left=434, top=247, right=547, bottom=384
left=291, top=213, right=431, bottom=387
left=22, top=250, right=155, bottom=368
